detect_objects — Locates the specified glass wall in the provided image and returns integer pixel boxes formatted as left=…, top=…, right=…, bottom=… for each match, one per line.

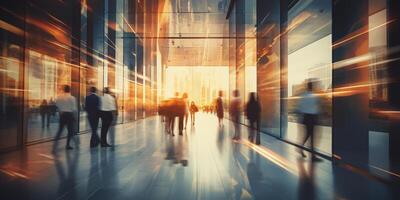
left=25, top=0, right=76, bottom=142
left=256, top=0, right=281, bottom=137
left=284, top=0, right=332, bottom=155
left=0, top=0, right=159, bottom=150
left=229, top=0, right=257, bottom=124
left=0, top=1, right=24, bottom=150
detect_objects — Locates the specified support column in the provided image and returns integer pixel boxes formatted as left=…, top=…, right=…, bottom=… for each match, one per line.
left=332, top=0, right=369, bottom=166
left=387, top=0, right=400, bottom=167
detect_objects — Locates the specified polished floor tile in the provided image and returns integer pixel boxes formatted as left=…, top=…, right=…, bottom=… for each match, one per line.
left=0, top=113, right=399, bottom=200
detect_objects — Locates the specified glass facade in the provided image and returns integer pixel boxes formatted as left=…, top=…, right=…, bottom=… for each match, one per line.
left=0, top=0, right=160, bottom=150
left=226, top=0, right=400, bottom=178
left=1, top=0, right=399, bottom=181
left=284, top=0, right=332, bottom=155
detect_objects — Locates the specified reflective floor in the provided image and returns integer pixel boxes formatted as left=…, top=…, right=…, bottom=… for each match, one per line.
left=0, top=113, right=399, bottom=200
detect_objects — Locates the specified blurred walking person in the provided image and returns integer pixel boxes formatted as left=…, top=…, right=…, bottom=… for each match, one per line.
left=182, top=93, right=189, bottom=129
left=246, top=92, right=261, bottom=144
left=48, top=98, right=57, bottom=123
left=169, top=92, right=181, bottom=136
left=297, top=80, right=320, bottom=161
left=189, top=101, right=199, bottom=126
left=99, top=87, right=116, bottom=147
left=53, top=85, right=77, bottom=151
left=177, top=93, right=187, bottom=135
left=216, top=91, right=224, bottom=127
left=85, top=87, right=100, bottom=148
left=40, top=99, right=49, bottom=128
left=230, top=90, right=241, bottom=140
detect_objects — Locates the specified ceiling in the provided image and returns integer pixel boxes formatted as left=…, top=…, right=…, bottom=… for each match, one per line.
left=158, top=0, right=230, bottom=66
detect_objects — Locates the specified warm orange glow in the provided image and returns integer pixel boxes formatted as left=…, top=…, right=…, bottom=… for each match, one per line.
left=163, top=66, right=229, bottom=105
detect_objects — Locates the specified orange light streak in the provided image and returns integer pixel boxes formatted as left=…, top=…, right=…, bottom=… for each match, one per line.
left=238, top=139, right=299, bottom=175
left=332, top=19, right=395, bottom=48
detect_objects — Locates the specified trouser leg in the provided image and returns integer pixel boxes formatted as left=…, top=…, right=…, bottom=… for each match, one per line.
left=307, top=115, right=316, bottom=153
left=170, top=117, right=175, bottom=134
left=47, top=113, right=50, bottom=127
left=53, top=113, right=66, bottom=150
left=184, top=113, right=188, bottom=128
left=66, top=113, right=74, bottom=147
left=249, top=121, right=255, bottom=142
left=41, top=114, right=45, bottom=128
left=100, top=111, right=112, bottom=145
left=178, top=115, right=184, bottom=134
left=88, top=114, right=99, bottom=146
left=255, top=119, right=260, bottom=145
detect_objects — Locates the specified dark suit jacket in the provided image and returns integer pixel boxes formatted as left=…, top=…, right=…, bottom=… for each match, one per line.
left=85, top=93, right=100, bottom=115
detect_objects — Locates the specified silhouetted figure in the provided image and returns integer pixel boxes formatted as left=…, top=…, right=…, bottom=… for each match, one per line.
left=99, top=87, right=116, bottom=147
left=48, top=98, right=57, bottom=123
left=85, top=87, right=100, bottom=148
left=182, top=93, right=189, bottom=129
left=159, top=100, right=173, bottom=135
left=177, top=93, right=187, bottom=135
left=39, top=99, right=49, bottom=128
left=230, top=90, right=241, bottom=140
left=54, top=85, right=77, bottom=151
left=297, top=81, right=320, bottom=161
left=216, top=91, right=224, bottom=127
left=189, top=101, right=198, bottom=125
left=109, top=92, right=119, bottom=146
left=246, top=92, right=261, bottom=144
left=168, top=92, right=181, bottom=136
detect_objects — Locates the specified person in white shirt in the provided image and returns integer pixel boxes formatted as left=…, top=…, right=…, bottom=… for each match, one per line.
left=100, top=87, right=116, bottom=147
left=297, top=81, right=321, bottom=161
left=53, top=85, right=77, bottom=151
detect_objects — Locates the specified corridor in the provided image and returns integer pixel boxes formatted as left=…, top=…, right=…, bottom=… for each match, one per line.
left=0, top=113, right=398, bottom=200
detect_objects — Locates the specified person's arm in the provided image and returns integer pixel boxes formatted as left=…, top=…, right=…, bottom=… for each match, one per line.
left=114, top=96, right=119, bottom=115
left=72, top=96, right=78, bottom=112
left=84, top=96, right=88, bottom=111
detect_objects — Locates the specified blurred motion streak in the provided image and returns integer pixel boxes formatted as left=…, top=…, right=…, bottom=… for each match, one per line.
left=0, top=168, right=29, bottom=179
left=332, top=19, right=395, bottom=48
left=239, top=139, right=299, bottom=175
left=0, top=19, right=24, bottom=36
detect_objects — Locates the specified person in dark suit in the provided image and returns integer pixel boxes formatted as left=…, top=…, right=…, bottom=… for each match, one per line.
left=246, top=92, right=261, bottom=144
left=85, top=87, right=100, bottom=147
left=216, top=91, right=224, bottom=127
left=177, top=93, right=187, bottom=135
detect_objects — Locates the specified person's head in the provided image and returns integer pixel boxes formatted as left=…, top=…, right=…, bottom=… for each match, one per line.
left=218, top=90, right=223, bottom=97
left=249, top=92, right=256, bottom=102
left=104, top=87, right=110, bottom=94
left=90, top=87, right=97, bottom=93
left=182, top=92, right=188, bottom=99
left=63, top=85, right=71, bottom=93
left=42, top=99, right=47, bottom=104
left=191, top=101, right=195, bottom=105
left=175, top=92, right=180, bottom=97
left=233, top=89, right=240, bottom=97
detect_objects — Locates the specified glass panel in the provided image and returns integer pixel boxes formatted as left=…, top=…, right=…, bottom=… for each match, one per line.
left=285, top=0, right=332, bottom=155
left=368, top=7, right=390, bottom=173
left=0, top=0, right=24, bottom=149
left=256, top=0, right=281, bottom=137
left=244, top=0, right=257, bottom=126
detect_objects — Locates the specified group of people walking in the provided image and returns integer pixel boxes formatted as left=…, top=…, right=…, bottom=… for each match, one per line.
left=52, top=85, right=117, bottom=151
left=52, top=80, right=321, bottom=160
left=215, top=90, right=261, bottom=144
left=39, top=99, right=57, bottom=128
left=159, top=92, right=199, bottom=136
left=85, top=87, right=117, bottom=148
